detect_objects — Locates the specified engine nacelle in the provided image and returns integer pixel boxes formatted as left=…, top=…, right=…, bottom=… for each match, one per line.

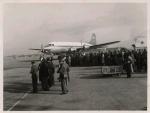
left=70, top=48, right=76, bottom=51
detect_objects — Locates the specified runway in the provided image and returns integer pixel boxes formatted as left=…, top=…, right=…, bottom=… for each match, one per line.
left=4, top=66, right=147, bottom=111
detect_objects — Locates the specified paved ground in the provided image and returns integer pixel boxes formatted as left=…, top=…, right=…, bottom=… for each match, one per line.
left=4, top=66, right=147, bottom=111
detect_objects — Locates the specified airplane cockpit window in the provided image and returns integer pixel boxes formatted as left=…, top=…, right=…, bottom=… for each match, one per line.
left=49, top=44, right=54, bottom=46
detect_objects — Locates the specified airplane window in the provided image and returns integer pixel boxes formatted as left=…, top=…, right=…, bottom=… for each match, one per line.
left=49, top=44, right=54, bottom=46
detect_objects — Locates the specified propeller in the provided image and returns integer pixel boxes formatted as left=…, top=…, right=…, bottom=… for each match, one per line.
left=41, top=44, right=44, bottom=53
left=81, top=40, right=82, bottom=46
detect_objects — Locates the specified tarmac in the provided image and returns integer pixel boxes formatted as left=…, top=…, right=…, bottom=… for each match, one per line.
left=4, top=66, right=147, bottom=111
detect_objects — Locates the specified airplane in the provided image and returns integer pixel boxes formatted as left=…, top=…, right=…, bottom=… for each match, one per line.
left=21, top=34, right=120, bottom=62
left=29, top=36, right=120, bottom=55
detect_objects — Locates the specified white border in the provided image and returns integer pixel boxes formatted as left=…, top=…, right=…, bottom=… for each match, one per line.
left=0, top=0, right=149, bottom=112
left=0, top=0, right=3, bottom=112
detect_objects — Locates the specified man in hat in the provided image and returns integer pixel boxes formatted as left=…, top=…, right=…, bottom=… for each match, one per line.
left=66, top=55, right=71, bottom=67
left=125, top=53, right=133, bottom=78
left=30, top=61, right=38, bottom=93
left=38, top=58, right=49, bottom=91
left=46, top=57, right=55, bottom=88
left=57, top=57, right=70, bottom=94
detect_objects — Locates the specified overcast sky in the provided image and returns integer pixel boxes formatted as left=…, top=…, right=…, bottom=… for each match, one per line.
left=3, top=3, right=147, bottom=56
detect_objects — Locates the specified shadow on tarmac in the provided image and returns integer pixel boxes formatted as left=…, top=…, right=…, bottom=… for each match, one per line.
left=35, top=88, right=62, bottom=95
left=4, top=82, right=31, bottom=93
left=4, top=80, right=61, bottom=94
left=12, top=105, right=55, bottom=111
left=12, top=104, right=81, bottom=111
left=29, top=91, right=61, bottom=95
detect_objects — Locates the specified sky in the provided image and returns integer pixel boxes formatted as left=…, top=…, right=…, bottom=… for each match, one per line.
left=3, top=3, right=147, bottom=56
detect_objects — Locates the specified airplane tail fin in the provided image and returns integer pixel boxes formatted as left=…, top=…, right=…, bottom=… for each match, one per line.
left=88, top=33, right=96, bottom=45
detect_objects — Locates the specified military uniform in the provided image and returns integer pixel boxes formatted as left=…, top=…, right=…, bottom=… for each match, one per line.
left=66, top=55, right=71, bottom=66
left=125, top=55, right=132, bottom=78
left=57, top=59, right=70, bottom=94
left=30, top=62, right=38, bottom=93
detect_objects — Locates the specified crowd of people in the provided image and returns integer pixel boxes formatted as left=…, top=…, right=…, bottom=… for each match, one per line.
left=70, top=49, right=147, bottom=73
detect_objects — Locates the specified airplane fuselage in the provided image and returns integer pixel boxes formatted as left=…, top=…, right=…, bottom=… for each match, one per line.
left=44, top=42, right=92, bottom=53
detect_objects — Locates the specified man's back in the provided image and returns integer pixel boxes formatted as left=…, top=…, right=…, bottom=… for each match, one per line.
left=39, top=62, right=49, bottom=76
left=47, top=61, right=55, bottom=74
left=59, top=62, right=69, bottom=75
left=30, top=64, right=38, bottom=75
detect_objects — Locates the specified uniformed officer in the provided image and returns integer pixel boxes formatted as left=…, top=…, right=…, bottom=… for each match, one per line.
left=57, top=57, right=70, bottom=94
left=125, top=54, right=132, bottom=78
left=66, top=55, right=71, bottom=66
left=30, top=61, right=38, bottom=93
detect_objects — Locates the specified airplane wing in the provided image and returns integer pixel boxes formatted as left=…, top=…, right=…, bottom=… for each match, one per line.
left=29, top=48, right=42, bottom=50
left=19, top=56, right=58, bottom=62
left=29, top=48, right=52, bottom=55
left=29, top=44, right=46, bottom=51
left=20, top=59, right=40, bottom=62
left=19, top=58, right=58, bottom=62
left=29, top=48, right=51, bottom=51
left=89, top=41, right=120, bottom=49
